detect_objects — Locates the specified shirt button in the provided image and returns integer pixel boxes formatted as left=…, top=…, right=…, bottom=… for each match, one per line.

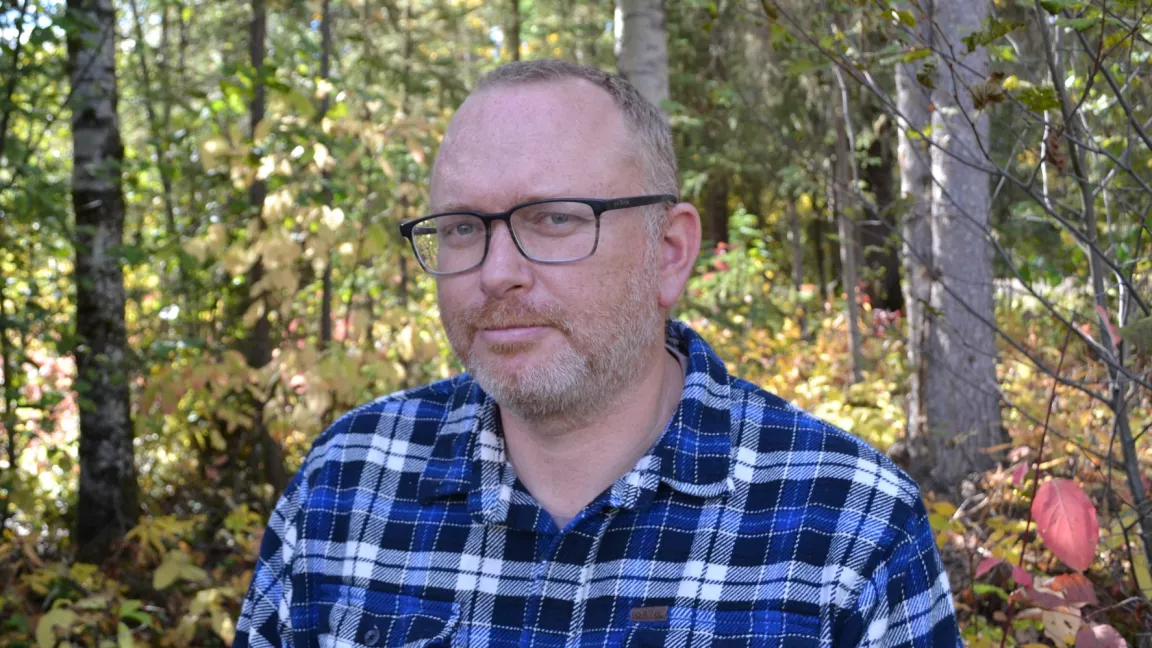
left=364, top=626, right=381, bottom=646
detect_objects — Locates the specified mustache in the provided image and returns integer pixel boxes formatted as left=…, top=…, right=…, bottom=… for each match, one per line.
left=463, top=300, right=570, bottom=335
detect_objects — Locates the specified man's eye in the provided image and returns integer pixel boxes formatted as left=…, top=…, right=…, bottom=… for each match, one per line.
left=444, top=222, right=477, bottom=237
left=547, top=213, right=571, bottom=226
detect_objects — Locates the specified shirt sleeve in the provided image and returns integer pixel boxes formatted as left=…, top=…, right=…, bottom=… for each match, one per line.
left=234, top=468, right=307, bottom=648
left=850, top=497, right=964, bottom=648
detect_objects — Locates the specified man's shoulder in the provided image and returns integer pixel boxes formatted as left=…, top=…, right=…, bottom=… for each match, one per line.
left=294, top=374, right=474, bottom=481
left=726, top=375, right=923, bottom=511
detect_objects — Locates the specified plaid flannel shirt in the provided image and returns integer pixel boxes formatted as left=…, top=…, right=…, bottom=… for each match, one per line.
left=235, top=320, right=961, bottom=647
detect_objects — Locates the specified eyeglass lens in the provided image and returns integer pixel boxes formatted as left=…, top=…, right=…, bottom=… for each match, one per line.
left=410, top=201, right=598, bottom=273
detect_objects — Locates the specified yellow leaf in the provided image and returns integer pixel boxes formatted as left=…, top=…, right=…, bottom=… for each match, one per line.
left=211, top=609, right=237, bottom=645
left=183, top=238, right=210, bottom=263
left=118, top=622, right=135, bottom=648
left=198, top=136, right=230, bottom=169
left=930, top=501, right=957, bottom=518
left=181, top=564, right=209, bottom=583
left=316, top=79, right=333, bottom=99
left=37, top=608, right=77, bottom=648
left=154, top=552, right=183, bottom=590
left=253, top=118, right=272, bottom=143
left=1134, top=541, right=1152, bottom=597
left=314, top=143, right=332, bottom=170
left=242, top=301, right=265, bottom=328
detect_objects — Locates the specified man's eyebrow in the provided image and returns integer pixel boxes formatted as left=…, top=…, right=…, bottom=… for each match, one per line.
left=432, top=193, right=580, bottom=214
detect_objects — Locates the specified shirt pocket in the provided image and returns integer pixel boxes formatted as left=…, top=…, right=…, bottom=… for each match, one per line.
left=318, top=582, right=460, bottom=648
left=625, top=606, right=821, bottom=648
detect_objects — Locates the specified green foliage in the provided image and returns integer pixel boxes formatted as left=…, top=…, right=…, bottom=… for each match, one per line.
left=2, top=0, right=1151, bottom=644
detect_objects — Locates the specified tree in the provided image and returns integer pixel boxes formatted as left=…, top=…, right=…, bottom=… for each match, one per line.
left=923, top=0, right=1005, bottom=489
left=237, top=0, right=288, bottom=500
left=892, top=0, right=936, bottom=481
left=67, top=0, right=139, bottom=561
left=614, top=0, right=669, bottom=114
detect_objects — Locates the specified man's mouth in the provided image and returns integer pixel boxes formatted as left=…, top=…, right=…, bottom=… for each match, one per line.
left=477, top=324, right=552, bottom=345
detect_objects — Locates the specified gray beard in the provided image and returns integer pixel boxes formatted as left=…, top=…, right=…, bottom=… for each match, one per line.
left=456, top=268, right=662, bottom=424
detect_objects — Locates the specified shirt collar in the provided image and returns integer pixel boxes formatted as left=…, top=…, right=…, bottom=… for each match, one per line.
left=416, top=319, right=734, bottom=523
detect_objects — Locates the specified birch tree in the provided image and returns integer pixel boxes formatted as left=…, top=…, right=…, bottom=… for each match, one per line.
left=614, top=0, right=669, bottom=114
left=892, top=0, right=936, bottom=484
left=924, top=0, right=1005, bottom=489
left=67, top=0, right=138, bottom=561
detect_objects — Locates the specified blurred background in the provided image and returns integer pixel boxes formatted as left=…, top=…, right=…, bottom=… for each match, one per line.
left=1, top=0, right=1150, bottom=644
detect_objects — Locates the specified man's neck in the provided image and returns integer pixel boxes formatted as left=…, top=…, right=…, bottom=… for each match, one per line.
left=499, top=345, right=684, bottom=530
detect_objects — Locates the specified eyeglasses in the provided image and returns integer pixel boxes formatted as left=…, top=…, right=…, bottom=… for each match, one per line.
left=398, top=194, right=676, bottom=276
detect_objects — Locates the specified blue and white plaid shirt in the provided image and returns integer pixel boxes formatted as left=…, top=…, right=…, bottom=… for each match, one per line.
left=235, top=320, right=960, bottom=647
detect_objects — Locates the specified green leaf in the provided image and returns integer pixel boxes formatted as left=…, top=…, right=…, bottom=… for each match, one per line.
left=1016, top=86, right=1062, bottom=112
left=899, top=47, right=933, bottom=63
left=972, top=582, right=1011, bottom=600
left=1040, top=0, right=1082, bottom=14
left=892, top=10, right=916, bottom=26
left=1119, top=315, right=1152, bottom=355
left=916, top=62, right=937, bottom=89
left=961, top=19, right=1025, bottom=53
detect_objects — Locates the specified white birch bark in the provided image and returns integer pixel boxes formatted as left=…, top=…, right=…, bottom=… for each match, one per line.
left=894, top=0, right=936, bottom=480
left=68, top=0, right=139, bottom=561
left=926, top=0, right=1004, bottom=488
left=614, top=0, right=669, bottom=114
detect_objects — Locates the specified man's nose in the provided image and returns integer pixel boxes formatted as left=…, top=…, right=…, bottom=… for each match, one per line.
left=479, top=221, right=533, bottom=298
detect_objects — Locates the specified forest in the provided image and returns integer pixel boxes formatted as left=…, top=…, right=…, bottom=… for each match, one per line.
left=1, top=0, right=1151, bottom=644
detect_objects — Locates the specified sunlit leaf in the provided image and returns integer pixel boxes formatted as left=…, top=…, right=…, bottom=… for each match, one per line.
left=36, top=608, right=77, bottom=648
left=1050, top=573, right=1097, bottom=606
left=1032, top=479, right=1099, bottom=571
left=1042, top=605, right=1081, bottom=646
left=1074, top=623, right=1126, bottom=647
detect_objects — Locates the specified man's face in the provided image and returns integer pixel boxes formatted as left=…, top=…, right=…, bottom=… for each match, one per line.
left=429, top=79, right=664, bottom=421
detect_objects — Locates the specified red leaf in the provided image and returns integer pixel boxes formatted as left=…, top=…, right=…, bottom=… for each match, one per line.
left=976, top=557, right=1004, bottom=578
left=1075, top=623, right=1127, bottom=648
left=1095, top=304, right=1121, bottom=353
left=1013, top=587, right=1066, bottom=610
left=1011, top=565, right=1034, bottom=587
left=1012, top=462, right=1030, bottom=486
left=1051, top=573, right=1099, bottom=605
left=1032, top=479, right=1100, bottom=571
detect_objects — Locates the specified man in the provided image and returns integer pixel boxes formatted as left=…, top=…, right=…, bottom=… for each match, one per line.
left=235, top=60, right=961, bottom=647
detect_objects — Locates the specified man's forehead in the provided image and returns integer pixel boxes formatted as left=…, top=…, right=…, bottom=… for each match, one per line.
left=431, top=79, right=641, bottom=208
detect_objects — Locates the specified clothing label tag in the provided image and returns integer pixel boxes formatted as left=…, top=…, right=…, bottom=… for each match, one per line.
left=630, top=606, right=669, bottom=622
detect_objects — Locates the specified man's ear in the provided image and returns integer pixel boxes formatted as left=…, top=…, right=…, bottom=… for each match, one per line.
left=657, top=202, right=702, bottom=310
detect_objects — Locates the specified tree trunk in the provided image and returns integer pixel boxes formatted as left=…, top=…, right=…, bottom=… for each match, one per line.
left=242, top=0, right=287, bottom=500
left=925, top=0, right=1004, bottom=490
left=830, top=88, right=864, bottom=383
left=860, top=112, right=903, bottom=312
left=67, top=0, right=139, bottom=562
left=788, top=201, right=807, bottom=336
left=892, top=0, right=936, bottom=481
left=508, top=0, right=521, bottom=61
left=318, top=0, right=334, bottom=349
left=810, top=215, right=827, bottom=303
left=703, top=172, right=730, bottom=245
left=614, top=0, right=669, bottom=115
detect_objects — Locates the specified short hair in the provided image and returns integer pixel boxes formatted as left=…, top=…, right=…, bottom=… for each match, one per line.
left=474, top=60, right=678, bottom=245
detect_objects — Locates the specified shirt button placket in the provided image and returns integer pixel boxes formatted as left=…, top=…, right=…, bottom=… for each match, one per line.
left=519, top=512, right=610, bottom=648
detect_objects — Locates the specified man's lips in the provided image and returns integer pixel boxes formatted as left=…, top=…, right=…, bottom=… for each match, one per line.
left=477, top=325, right=552, bottom=345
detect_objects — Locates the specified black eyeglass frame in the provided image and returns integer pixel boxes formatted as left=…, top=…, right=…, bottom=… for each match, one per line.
left=398, top=194, right=678, bottom=276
